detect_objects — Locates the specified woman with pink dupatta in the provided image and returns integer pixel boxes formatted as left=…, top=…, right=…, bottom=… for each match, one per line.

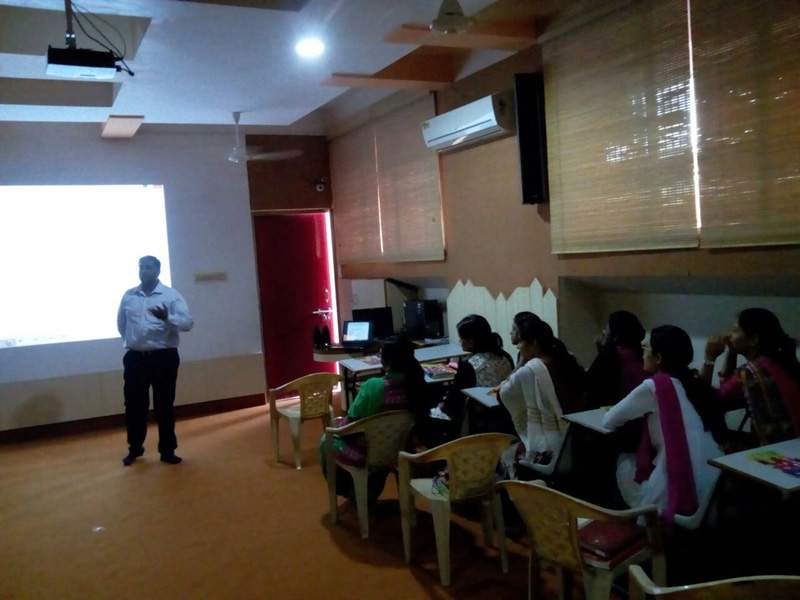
left=602, top=326, right=722, bottom=522
left=704, top=308, right=800, bottom=447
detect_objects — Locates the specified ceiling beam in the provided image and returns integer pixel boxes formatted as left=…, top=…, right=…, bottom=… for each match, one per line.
left=101, top=115, right=145, bottom=138
left=384, top=22, right=536, bottom=51
left=0, top=77, right=119, bottom=107
left=169, top=0, right=312, bottom=11
left=324, top=46, right=469, bottom=91
left=323, top=73, right=451, bottom=91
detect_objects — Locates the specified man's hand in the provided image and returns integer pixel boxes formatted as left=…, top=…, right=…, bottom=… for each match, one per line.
left=149, top=303, right=168, bottom=320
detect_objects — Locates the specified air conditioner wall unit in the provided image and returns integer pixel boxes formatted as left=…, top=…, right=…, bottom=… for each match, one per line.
left=421, top=91, right=516, bottom=152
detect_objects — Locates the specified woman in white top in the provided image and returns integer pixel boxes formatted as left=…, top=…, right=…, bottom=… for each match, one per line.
left=498, top=313, right=585, bottom=467
left=602, top=325, right=723, bottom=521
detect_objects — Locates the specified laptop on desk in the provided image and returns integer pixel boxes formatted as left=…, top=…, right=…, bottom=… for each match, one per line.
left=340, top=321, right=374, bottom=351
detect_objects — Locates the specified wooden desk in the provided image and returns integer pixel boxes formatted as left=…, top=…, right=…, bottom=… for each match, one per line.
left=463, top=386, right=499, bottom=408
left=459, top=386, right=500, bottom=435
left=424, top=372, right=456, bottom=385
left=562, top=408, right=613, bottom=435
left=563, top=406, right=748, bottom=436
left=338, top=356, right=383, bottom=406
left=338, top=344, right=469, bottom=407
left=709, top=438, right=800, bottom=498
left=313, top=350, right=371, bottom=362
left=414, top=343, right=469, bottom=363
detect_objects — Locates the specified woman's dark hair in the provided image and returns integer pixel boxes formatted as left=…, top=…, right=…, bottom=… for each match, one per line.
left=381, top=335, right=427, bottom=419
left=515, top=312, right=585, bottom=408
left=649, top=325, right=725, bottom=441
left=513, top=311, right=536, bottom=329
left=585, top=311, right=646, bottom=408
left=380, top=335, right=416, bottom=371
left=738, top=308, right=800, bottom=385
left=457, top=314, right=506, bottom=357
left=607, top=310, right=646, bottom=354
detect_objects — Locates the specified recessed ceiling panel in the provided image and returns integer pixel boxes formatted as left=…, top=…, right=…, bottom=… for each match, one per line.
left=0, top=0, right=504, bottom=126
left=0, top=77, right=119, bottom=107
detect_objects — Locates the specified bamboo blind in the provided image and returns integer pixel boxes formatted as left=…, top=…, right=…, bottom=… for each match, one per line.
left=544, top=0, right=698, bottom=254
left=330, top=124, right=380, bottom=263
left=330, top=96, right=443, bottom=263
left=692, top=0, right=800, bottom=248
left=375, top=97, right=444, bottom=261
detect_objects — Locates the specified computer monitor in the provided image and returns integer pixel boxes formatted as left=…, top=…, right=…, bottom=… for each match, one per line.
left=352, top=307, right=394, bottom=340
left=403, top=300, right=444, bottom=340
left=342, top=321, right=373, bottom=343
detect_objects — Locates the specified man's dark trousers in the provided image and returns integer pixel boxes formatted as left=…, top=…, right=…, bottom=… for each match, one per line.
left=123, top=348, right=180, bottom=454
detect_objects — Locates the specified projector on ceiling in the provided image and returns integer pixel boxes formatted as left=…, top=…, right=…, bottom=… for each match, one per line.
left=46, top=46, right=117, bottom=80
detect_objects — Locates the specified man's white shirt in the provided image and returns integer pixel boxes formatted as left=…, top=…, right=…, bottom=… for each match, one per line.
left=117, top=281, right=193, bottom=350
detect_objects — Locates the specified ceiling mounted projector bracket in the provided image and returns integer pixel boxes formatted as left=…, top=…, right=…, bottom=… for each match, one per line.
left=46, top=0, right=134, bottom=79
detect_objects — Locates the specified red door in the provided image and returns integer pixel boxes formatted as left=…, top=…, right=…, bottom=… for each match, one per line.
left=254, top=212, right=338, bottom=388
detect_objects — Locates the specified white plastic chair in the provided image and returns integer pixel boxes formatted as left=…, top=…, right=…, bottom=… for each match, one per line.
left=498, top=479, right=666, bottom=600
left=326, top=410, right=415, bottom=539
left=268, top=372, right=339, bottom=469
left=398, top=433, right=516, bottom=586
left=629, top=564, right=800, bottom=600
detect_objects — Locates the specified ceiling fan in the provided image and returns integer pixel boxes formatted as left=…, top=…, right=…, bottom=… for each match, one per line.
left=227, top=111, right=303, bottom=164
left=384, top=1, right=535, bottom=52
left=430, top=0, right=475, bottom=34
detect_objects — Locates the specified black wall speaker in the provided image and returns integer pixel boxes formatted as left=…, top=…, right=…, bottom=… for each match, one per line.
left=515, top=72, right=549, bottom=204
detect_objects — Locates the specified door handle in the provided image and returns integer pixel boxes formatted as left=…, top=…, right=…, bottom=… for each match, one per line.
left=312, top=308, right=333, bottom=321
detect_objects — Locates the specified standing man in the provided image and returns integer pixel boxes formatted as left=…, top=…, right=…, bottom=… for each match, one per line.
left=117, top=255, right=193, bottom=466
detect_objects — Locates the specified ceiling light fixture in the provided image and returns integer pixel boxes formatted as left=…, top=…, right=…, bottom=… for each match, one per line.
left=295, top=37, right=325, bottom=59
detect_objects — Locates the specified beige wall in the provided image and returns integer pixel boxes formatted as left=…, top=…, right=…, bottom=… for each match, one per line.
left=1, top=355, right=264, bottom=431
left=0, top=123, right=267, bottom=431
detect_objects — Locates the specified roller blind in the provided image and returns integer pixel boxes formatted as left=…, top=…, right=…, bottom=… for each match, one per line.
left=329, top=124, right=381, bottom=263
left=692, top=0, right=800, bottom=248
left=544, top=0, right=698, bottom=253
left=330, top=96, right=443, bottom=264
left=375, top=97, right=444, bottom=262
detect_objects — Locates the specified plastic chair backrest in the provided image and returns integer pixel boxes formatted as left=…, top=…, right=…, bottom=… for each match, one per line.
left=498, top=480, right=584, bottom=571
left=629, top=564, right=800, bottom=600
left=297, top=373, right=339, bottom=419
left=361, top=410, right=415, bottom=469
left=441, top=433, right=516, bottom=501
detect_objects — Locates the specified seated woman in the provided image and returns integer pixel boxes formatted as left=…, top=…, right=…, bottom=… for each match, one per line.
left=497, top=313, right=585, bottom=473
left=510, top=311, right=536, bottom=369
left=704, top=308, right=800, bottom=447
left=574, top=311, right=647, bottom=503
left=585, top=310, right=648, bottom=409
left=439, top=314, right=514, bottom=436
left=320, top=336, right=425, bottom=500
left=602, top=325, right=723, bottom=522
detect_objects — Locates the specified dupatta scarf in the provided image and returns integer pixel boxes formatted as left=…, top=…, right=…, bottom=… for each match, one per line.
left=635, top=373, right=698, bottom=523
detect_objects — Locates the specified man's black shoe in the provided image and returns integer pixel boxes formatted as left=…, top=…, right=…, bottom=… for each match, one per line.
left=122, top=448, right=144, bottom=466
left=160, top=453, right=183, bottom=465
